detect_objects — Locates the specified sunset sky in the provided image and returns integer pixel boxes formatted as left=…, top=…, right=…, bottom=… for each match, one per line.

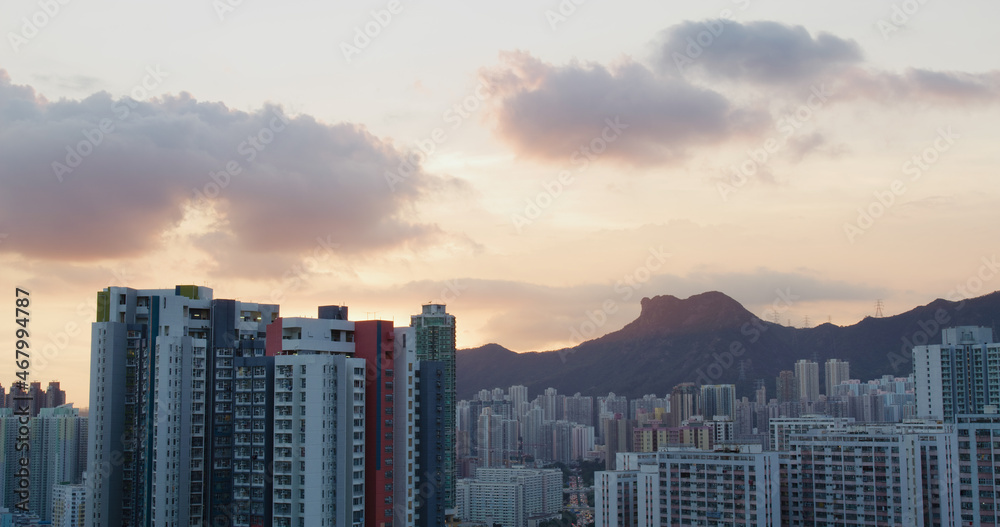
left=2, top=0, right=999, bottom=404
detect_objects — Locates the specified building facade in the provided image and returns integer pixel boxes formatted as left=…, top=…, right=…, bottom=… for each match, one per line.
left=913, top=326, right=999, bottom=421
left=410, top=304, right=457, bottom=514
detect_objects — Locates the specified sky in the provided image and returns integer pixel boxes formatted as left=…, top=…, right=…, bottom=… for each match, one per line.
left=1, top=0, right=999, bottom=405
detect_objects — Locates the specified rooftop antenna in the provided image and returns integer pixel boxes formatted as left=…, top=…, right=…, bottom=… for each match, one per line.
left=875, top=299, right=885, bottom=318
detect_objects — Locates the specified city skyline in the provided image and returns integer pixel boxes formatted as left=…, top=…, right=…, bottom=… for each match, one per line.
left=2, top=1, right=1000, bottom=411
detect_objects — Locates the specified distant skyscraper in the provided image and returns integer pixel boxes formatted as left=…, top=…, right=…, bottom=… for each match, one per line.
left=699, top=384, right=736, bottom=421
left=914, top=326, right=1000, bottom=421
left=476, top=407, right=504, bottom=468
left=411, top=304, right=457, bottom=513
left=563, top=392, right=594, bottom=427
left=508, top=385, right=528, bottom=421
left=794, top=360, right=820, bottom=402
left=45, top=381, right=66, bottom=409
left=776, top=370, right=799, bottom=403
left=824, top=359, right=850, bottom=396
left=0, top=405, right=87, bottom=521
left=668, top=383, right=699, bottom=427
left=31, top=405, right=87, bottom=522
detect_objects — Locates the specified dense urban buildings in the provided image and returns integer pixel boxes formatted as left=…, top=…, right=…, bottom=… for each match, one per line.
left=0, top=405, right=87, bottom=521
left=10, top=281, right=999, bottom=527
left=1, top=381, right=67, bottom=418
left=82, top=285, right=453, bottom=527
left=589, top=326, right=1000, bottom=526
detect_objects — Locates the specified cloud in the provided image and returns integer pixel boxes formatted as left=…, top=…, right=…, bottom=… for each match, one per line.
left=655, top=20, right=863, bottom=83
left=478, top=51, right=769, bottom=165
left=32, top=73, right=103, bottom=93
left=478, top=22, right=1000, bottom=166
left=0, top=70, right=455, bottom=261
left=841, top=68, right=1000, bottom=105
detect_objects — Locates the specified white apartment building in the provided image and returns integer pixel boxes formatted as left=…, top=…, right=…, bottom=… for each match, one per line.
left=769, top=415, right=855, bottom=452
left=913, top=326, right=999, bottom=421
left=272, top=353, right=366, bottom=527
left=784, top=427, right=924, bottom=526
left=51, top=483, right=86, bottom=527
left=594, top=464, right=659, bottom=527
left=598, top=447, right=780, bottom=527
left=457, top=467, right=562, bottom=527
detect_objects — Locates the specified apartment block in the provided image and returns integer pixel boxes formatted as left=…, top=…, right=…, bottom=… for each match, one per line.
left=913, top=326, right=1000, bottom=421
left=784, top=428, right=924, bottom=525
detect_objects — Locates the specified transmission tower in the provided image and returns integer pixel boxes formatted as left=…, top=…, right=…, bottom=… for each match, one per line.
left=875, top=300, right=885, bottom=318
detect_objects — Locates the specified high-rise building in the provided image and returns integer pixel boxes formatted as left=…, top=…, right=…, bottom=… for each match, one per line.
left=413, top=359, right=446, bottom=527
left=87, top=285, right=273, bottom=527
left=699, top=384, right=736, bottom=421
left=598, top=392, right=628, bottom=422
left=410, top=304, right=457, bottom=513
left=28, top=382, right=43, bottom=419
left=603, top=416, right=634, bottom=470
left=784, top=427, right=925, bottom=525
left=208, top=297, right=280, bottom=526
left=45, top=382, right=66, bottom=410
left=768, top=415, right=854, bottom=452
left=88, top=286, right=388, bottom=527
left=824, top=359, right=850, bottom=396
left=391, top=327, right=417, bottom=527
left=794, top=360, right=820, bottom=402
left=954, top=414, right=1000, bottom=525
left=272, top=353, right=367, bottom=526
left=476, top=407, right=504, bottom=468
left=30, top=405, right=87, bottom=522
left=51, top=483, right=86, bottom=527
left=0, top=405, right=87, bottom=520
left=630, top=394, right=669, bottom=423
left=667, top=383, right=698, bottom=428
left=457, top=467, right=562, bottom=527
left=775, top=370, right=799, bottom=404
left=521, top=405, right=547, bottom=463
left=564, top=393, right=594, bottom=427
left=594, top=465, right=658, bottom=527
left=597, top=447, right=781, bottom=527
left=508, top=385, right=529, bottom=421
left=353, top=319, right=398, bottom=527
left=913, top=326, right=999, bottom=421
left=539, top=388, right=563, bottom=422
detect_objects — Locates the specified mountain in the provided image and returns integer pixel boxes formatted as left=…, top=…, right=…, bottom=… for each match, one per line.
left=456, top=290, right=1000, bottom=400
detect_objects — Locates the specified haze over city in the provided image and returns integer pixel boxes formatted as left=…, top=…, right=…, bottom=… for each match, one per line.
left=2, top=0, right=999, bottom=407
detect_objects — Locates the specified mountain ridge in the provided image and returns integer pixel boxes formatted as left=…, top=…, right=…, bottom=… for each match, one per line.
left=456, top=290, right=1000, bottom=399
